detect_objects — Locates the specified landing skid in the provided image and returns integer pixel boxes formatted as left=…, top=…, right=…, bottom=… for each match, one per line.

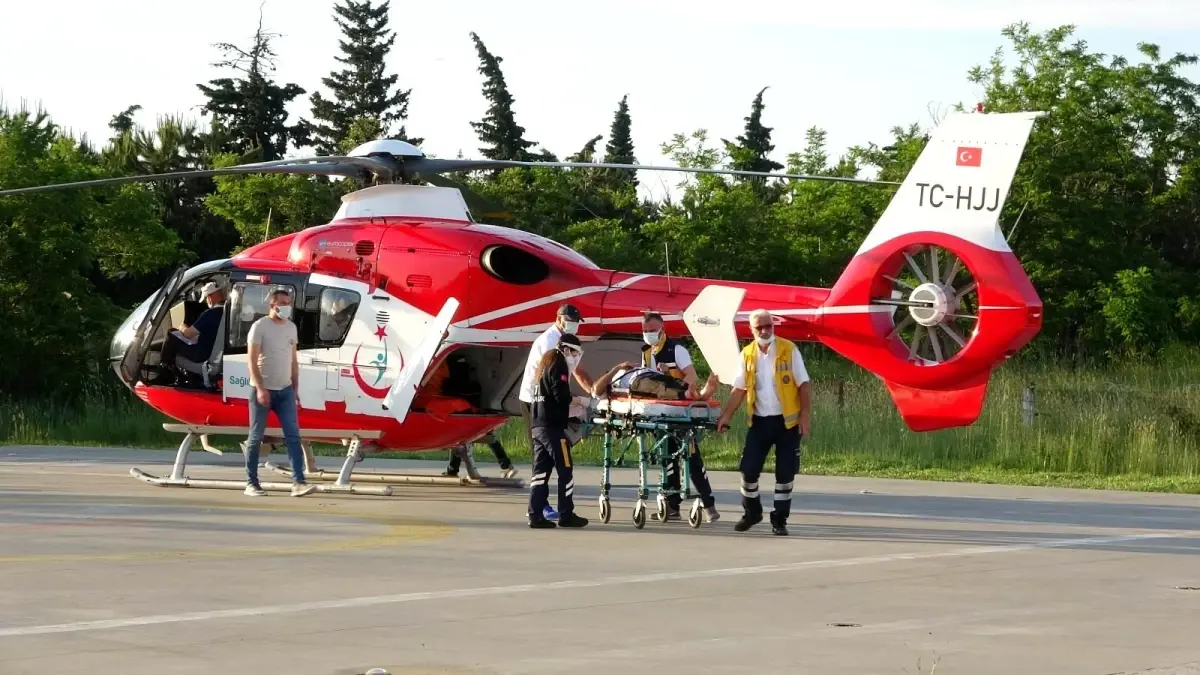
left=264, top=441, right=525, bottom=489
left=131, top=424, right=393, bottom=496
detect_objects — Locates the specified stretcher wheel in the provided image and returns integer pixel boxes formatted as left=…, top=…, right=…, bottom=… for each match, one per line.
left=655, top=494, right=667, bottom=522
left=633, top=500, right=647, bottom=529
left=688, top=498, right=703, bottom=529
left=599, top=496, right=611, bottom=524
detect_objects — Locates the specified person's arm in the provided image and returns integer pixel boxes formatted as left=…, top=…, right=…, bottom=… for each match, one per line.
left=793, top=345, right=811, bottom=437
left=676, top=346, right=698, bottom=387
left=291, top=327, right=301, bottom=406
left=247, top=323, right=268, bottom=406
left=716, top=357, right=749, bottom=432
left=542, top=356, right=573, bottom=411
left=571, top=364, right=593, bottom=393
left=589, top=362, right=635, bottom=398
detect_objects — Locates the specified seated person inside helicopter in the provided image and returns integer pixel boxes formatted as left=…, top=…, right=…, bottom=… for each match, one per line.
left=158, top=281, right=226, bottom=380
left=591, top=361, right=720, bottom=401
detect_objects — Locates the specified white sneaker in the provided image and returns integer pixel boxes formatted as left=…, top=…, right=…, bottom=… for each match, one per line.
left=291, top=483, right=317, bottom=497
left=244, top=485, right=266, bottom=496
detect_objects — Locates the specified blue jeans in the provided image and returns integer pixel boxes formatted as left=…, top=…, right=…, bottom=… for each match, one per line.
left=246, top=385, right=306, bottom=486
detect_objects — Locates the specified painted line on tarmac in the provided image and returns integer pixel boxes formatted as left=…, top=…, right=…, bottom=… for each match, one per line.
left=0, top=531, right=1184, bottom=638
left=0, top=502, right=454, bottom=564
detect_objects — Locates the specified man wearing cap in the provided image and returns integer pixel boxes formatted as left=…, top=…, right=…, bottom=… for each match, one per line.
left=517, top=303, right=594, bottom=520
left=161, top=281, right=226, bottom=374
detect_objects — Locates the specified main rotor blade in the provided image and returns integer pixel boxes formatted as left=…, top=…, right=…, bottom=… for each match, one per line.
left=406, top=157, right=901, bottom=186
left=0, top=155, right=395, bottom=197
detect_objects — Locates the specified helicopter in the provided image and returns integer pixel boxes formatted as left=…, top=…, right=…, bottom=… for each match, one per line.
left=0, top=109, right=1044, bottom=494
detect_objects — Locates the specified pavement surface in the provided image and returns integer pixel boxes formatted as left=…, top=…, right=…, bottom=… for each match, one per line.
left=0, top=444, right=1198, bottom=675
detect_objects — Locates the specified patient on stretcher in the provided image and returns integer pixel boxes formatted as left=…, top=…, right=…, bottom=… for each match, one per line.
left=592, top=362, right=720, bottom=401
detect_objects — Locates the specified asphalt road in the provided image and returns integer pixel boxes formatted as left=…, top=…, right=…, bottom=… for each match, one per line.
left=0, top=444, right=1197, bottom=675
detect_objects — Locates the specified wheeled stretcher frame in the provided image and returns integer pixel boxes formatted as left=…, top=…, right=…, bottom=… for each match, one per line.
left=590, top=398, right=721, bottom=529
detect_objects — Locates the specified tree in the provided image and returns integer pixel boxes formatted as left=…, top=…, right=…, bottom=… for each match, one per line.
left=0, top=105, right=180, bottom=399
left=468, top=32, right=536, bottom=162
left=195, top=8, right=308, bottom=161
left=303, top=0, right=419, bottom=154
left=602, top=95, right=637, bottom=190
left=724, top=87, right=784, bottom=180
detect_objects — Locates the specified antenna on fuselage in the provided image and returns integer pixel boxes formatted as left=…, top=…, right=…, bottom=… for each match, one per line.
left=664, top=242, right=672, bottom=296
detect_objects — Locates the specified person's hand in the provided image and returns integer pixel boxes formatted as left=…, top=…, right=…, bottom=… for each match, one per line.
left=716, top=417, right=730, bottom=433
left=255, top=386, right=269, bottom=407
left=295, top=390, right=302, bottom=409
left=800, top=415, right=811, bottom=439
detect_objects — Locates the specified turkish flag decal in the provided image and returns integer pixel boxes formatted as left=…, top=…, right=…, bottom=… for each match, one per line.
left=956, top=146, right=982, bottom=167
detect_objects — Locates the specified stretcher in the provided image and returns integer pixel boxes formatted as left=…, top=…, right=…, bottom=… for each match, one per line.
left=589, top=397, right=721, bottom=529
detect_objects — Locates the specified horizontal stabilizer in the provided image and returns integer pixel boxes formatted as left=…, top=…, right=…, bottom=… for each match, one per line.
left=683, top=285, right=746, bottom=386
left=882, top=371, right=991, bottom=432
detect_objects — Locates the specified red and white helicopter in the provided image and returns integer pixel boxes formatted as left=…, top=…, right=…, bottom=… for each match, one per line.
left=1, top=109, right=1044, bottom=495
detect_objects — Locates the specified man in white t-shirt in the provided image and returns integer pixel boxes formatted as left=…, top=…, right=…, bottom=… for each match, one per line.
left=516, top=303, right=594, bottom=520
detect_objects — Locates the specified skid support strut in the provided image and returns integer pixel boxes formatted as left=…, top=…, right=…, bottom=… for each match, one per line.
left=130, top=424, right=393, bottom=495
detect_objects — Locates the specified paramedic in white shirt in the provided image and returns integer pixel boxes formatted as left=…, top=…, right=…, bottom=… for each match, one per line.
left=516, top=303, right=594, bottom=520
left=716, top=308, right=811, bottom=537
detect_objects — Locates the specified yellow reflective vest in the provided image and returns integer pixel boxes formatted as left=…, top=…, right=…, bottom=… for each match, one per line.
left=741, top=337, right=803, bottom=429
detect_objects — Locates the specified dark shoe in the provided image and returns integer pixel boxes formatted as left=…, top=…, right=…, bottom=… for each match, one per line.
left=734, top=512, right=763, bottom=532
left=770, top=512, right=789, bottom=536
left=653, top=506, right=681, bottom=522
left=529, top=518, right=557, bottom=529
left=558, top=513, right=589, bottom=528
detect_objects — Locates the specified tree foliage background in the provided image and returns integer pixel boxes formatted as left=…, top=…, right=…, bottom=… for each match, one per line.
left=1, top=6, right=1198, bottom=403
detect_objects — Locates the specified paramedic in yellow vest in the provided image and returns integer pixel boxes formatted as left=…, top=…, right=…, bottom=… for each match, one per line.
left=715, top=308, right=810, bottom=536
left=641, top=311, right=719, bottom=524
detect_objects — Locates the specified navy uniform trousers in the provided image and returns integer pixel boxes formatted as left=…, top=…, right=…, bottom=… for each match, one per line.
left=665, top=437, right=716, bottom=509
left=738, top=414, right=802, bottom=521
left=527, top=426, right=575, bottom=520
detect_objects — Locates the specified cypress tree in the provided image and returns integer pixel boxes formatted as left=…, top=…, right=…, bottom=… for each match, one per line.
left=602, top=95, right=637, bottom=189
left=303, top=0, right=419, bottom=154
left=725, top=87, right=784, bottom=176
left=468, top=32, right=535, bottom=161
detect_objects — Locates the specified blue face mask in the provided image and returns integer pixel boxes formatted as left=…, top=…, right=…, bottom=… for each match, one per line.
left=274, top=305, right=293, bottom=321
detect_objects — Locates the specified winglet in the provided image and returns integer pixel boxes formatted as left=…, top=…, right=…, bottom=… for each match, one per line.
left=683, top=285, right=746, bottom=385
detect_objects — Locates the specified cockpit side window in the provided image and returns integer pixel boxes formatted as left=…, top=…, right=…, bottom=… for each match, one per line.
left=228, top=282, right=297, bottom=351
left=317, top=288, right=360, bottom=345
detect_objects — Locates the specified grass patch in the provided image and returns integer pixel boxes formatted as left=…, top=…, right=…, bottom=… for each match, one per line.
left=3, top=345, right=1199, bottom=494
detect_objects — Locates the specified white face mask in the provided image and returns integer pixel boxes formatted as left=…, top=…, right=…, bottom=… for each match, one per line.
left=562, top=320, right=579, bottom=335
left=756, top=334, right=774, bottom=350
left=564, top=352, right=582, bottom=372
left=642, top=330, right=661, bottom=346
left=274, top=305, right=293, bottom=321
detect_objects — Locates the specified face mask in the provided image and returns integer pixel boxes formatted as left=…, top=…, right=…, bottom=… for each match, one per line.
left=642, top=330, right=661, bottom=346
left=565, top=353, right=581, bottom=372
left=756, top=334, right=774, bottom=349
left=274, top=305, right=293, bottom=321
left=562, top=320, right=579, bottom=335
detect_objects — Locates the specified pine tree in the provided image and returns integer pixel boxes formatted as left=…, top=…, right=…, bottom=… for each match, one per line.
left=302, top=0, right=418, bottom=155
left=195, top=10, right=307, bottom=161
left=602, top=94, right=637, bottom=189
left=724, top=87, right=784, bottom=176
left=468, top=32, right=535, bottom=162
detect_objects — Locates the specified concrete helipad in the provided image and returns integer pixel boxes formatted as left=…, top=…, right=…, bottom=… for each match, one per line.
left=1, top=445, right=1198, bottom=674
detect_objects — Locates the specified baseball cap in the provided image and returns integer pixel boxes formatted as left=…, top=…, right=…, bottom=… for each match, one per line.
left=200, top=282, right=222, bottom=299
left=557, top=303, right=583, bottom=321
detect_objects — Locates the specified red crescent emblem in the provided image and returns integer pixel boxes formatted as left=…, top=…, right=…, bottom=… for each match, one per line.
left=351, top=345, right=403, bottom=399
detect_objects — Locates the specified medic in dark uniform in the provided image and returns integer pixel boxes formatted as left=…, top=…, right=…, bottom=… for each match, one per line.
left=527, top=334, right=590, bottom=529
